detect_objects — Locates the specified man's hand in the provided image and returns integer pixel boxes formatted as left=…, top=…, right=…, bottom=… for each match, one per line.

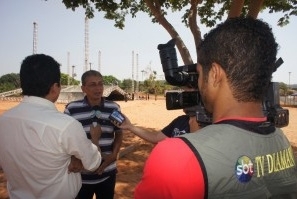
left=189, top=116, right=201, bottom=133
left=95, top=153, right=118, bottom=175
left=90, top=123, right=102, bottom=151
left=111, top=114, right=132, bottom=130
left=68, top=156, right=83, bottom=173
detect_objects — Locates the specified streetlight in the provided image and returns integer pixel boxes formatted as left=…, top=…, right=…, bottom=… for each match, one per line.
left=289, top=72, right=291, bottom=90
left=288, top=72, right=291, bottom=104
left=141, top=70, right=145, bottom=81
left=72, top=65, right=76, bottom=79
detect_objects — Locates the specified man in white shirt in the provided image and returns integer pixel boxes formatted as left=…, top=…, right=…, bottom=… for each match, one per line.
left=0, top=54, right=101, bottom=199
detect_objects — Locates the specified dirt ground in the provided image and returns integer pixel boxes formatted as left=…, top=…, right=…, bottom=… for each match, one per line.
left=0, top=99, right=296, bottom=199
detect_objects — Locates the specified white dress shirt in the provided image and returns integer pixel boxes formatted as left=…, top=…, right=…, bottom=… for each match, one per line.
left=0, top=96, right=101, bottom=199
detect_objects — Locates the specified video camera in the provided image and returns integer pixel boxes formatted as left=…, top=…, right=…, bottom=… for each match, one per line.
left=157, top=38, right=211, bottom=126
left=157, top=39, right=289, bottom=128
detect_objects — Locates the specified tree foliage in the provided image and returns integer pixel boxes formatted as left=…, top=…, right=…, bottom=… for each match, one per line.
left=0, top=73, right=20, bottom=88
left=0, top=73, right=20, bottom=93
left=61, top=73, right=80, bottom=85
left=0, top=82, right=16, bottom=93
left=103, top=75, right=121, bottom=85
left=0, top=73, right=79, bottom=92
left=61, top=0, right=297, bottom=66
left=279, top=82, right=288, bottom=96
left=121, top=79, right=134, bottom=92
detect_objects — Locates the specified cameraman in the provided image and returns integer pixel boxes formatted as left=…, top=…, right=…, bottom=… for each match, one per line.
left=134, top=17, right=297, bottom=198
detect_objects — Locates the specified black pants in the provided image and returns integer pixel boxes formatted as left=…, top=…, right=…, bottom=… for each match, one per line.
left=76, top=174, right=116, bottom=199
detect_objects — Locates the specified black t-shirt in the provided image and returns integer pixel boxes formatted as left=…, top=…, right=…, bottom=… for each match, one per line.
left=161, top=115, right=190, bottom=137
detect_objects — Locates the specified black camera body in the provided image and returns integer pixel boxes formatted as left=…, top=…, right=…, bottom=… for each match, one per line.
left=158, top=39, right=211, bottom=125
left=262, top=82, right=289, bottom=128
left=158, top=39, right=289, bottom=128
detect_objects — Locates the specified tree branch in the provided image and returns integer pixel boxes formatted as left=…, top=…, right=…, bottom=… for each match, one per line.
left=144, top=0, right=193, bottom=65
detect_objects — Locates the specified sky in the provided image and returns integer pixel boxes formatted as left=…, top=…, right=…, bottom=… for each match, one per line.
left=0, top=0, right=297, bottom=85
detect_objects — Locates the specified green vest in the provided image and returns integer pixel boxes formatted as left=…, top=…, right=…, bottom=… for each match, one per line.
left=183, top=124, right=297, bottom=199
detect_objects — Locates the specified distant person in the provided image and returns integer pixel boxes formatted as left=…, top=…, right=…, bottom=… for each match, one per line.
left=0, top=54, right=101, bottom=199
left=64, top=70, right=123, bottom=199
left=114, top=105, right=205, bottom=144
left=134, top=17, right=297, bottom=198
left=124, top=93, right=128, bottom=102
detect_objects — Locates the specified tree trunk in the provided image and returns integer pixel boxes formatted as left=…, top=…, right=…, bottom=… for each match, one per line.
left=144, top=0, right=194, bottom=65
left=228, top=0, right=245, bottom=18
left=247, top=0, right=264, bottom=19
left=228, top=0, right=263, bottom=19
left=189, top=0, right=202, bottom=61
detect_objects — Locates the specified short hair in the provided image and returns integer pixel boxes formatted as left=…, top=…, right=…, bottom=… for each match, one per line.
left=20, top=54, right=61, bottom=97
left=81, top=70, right=103, bottom=86
left=198, top=17, right=278, bottom=102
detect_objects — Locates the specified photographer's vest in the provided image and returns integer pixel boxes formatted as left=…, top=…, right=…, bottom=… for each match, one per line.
left=182, top=123, right=297, bottom=199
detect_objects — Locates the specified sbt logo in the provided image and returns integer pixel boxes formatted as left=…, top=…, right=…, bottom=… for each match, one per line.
left=235, top=156, right=254, bottom=183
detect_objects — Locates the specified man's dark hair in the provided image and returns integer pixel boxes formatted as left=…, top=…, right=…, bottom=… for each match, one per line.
left=20, top=54, right=61, bottom=97
left=198, top=17, right=278, bottom=102
left=81, top=70, right=103, bottom=86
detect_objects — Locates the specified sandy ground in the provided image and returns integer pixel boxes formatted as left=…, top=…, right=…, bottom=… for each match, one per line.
left=0, top=99, right=296, bottom=199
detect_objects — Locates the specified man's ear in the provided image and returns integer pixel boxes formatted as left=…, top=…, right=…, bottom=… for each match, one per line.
left=52, top=83, right=61, bottom=94
left=81, top=85, right=86, bottom=93
left=46, top=83, right=61, bottom=102
left=210, top=63, right=224, bottom=87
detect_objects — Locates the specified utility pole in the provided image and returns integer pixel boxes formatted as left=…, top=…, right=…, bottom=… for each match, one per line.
left=141, top=70, right=145, bottom=81
left=98, top=50, right=101, bottom=72
left=72, top=65, right=76, bottom=78
left=84, top=17, right=89, bottom=72
left=67, top=52, right=70, bottom=85
left=289, top=72, right=291, bottom=90
left=33, top=22, right=38, bottom=54
left=289, top=72, right=291, bottom=104
left=131, top=51, right=135, bottom=93
left=136, top=53, right=139, bottom=98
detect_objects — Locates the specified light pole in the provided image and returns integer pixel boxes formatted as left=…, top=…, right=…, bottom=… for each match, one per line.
left=141, top=70, right=145, bottom=81
left=288, top=72, right=291, bottom=104
left=289, top=72, right=291, bottom=90
left=72, top=65, right=76, bottom=79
